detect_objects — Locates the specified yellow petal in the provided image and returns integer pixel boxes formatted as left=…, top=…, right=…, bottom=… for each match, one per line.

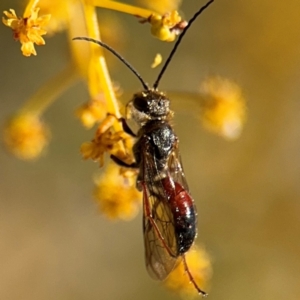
left=151, top=53, right=163, bottom=68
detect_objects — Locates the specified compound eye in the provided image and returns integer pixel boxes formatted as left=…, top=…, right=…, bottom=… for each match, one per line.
left=133, top=96, right=149, bottom=113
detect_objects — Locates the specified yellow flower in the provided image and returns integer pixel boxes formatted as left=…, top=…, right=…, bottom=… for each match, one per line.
left=94, top=163, right=142, bottom=220
left=135, top=0, right=184, bottom=41
left=148, top=10, right=187, bottom=42
left=3, top=114, right=50, bottom=160
left=80, top=115, right=134, bottom=167
left=199, top=76, right=247, bottom=140
left=164, top=246, right=212, bottom=297
left=2, top=6, right=51, bottom=56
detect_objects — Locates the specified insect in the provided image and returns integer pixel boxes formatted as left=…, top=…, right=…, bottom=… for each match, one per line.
left=74, top=0, right=214, bottom=296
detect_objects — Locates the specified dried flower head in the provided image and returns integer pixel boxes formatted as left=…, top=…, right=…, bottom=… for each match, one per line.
left=2, top=7, right=51, bottom=56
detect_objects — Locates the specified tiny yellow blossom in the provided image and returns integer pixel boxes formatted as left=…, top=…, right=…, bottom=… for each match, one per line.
left=199, top=76, right=246, bottom=140
left=80, top=115, right=134, bottom=167
left=3, top=114, right=50, bottom=160
left=80, top=129, right=122, bottom=167
left=151, top=53, right=163, bottom=68
left=164, top=246, right=212, bottom=297
left=94, top=163, right=141, bottom=220
left=76, top=96, right=107, bottom=129
left=2, top=7, right=51, bottom=56
left=148, top=11, right=187, bottom=42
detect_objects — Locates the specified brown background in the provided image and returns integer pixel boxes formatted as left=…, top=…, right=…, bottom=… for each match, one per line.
left=1, top=0, right=300, bottom=299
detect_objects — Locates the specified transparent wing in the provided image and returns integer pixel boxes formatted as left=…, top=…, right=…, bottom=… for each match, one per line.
left=141, top=145, right=179, bottom=280
left=143, top=192, right=179, bottom=280
left=167, top=140, right=190, bottom=192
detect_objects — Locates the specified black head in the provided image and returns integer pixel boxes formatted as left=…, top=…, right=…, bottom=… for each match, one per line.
left=126, top=90, right=171, bottom=125
left=133, top=90, right=170, bottom=117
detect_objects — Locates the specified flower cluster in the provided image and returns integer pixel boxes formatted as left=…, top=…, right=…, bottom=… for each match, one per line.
left=94, top=163, right=141, bottom=220
left=2, top=5, right=51, bottom=56
left=199, top=76, right=246, bottom=140
left=3, top=113, right=50, bottom=160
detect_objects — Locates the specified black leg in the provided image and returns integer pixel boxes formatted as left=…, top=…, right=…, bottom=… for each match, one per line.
left=110, top=154, right=138, bottom=168
left=107, top=113, right=137, bottom=137
left=120, top=117, right=137, bottom=137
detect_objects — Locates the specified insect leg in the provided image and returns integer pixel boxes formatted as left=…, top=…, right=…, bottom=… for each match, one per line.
left=120, top=117, right=137, bottom=137
left=110, top=154, right=138, bottom=168
left=182, top=254, right=207, bottom=297
left=107, top=113, right=137, bottom=137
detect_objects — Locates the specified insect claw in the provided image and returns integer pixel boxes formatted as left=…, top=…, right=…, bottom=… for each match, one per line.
left=201, top=291, right=208, bottom=297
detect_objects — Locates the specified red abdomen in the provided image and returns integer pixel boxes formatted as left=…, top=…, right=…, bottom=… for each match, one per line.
left=161, top=177, right=197, bottom=254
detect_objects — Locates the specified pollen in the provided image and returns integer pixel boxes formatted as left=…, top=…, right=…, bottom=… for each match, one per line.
left=164, top=246, right=212, bottom=297
left=3, top=114, right=50, bottom=160
left=2, top=7, right=51, bottom=56
left=151, top=53, right=163, bottom=68
left=94, top=163, right=141, bottom=220
left=199, top=76, right=247, bottom=140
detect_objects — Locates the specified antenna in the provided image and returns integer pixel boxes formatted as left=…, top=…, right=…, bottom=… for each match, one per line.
left=153, top=0, right=214, bottom=89
left=73, top=37, right=149, bottom=91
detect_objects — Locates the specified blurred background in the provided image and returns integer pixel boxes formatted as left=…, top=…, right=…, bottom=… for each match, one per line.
left=1, top=0, right=300, bottom=299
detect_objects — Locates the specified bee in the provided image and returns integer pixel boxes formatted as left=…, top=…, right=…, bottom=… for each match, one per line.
left=74, top=0, right=214, bottom=296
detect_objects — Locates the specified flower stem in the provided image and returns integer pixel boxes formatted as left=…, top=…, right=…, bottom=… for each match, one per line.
left=83, top=1, right=122, bottom=127
left=90, top=0, right=155, bottom=18
left=23, top=0, right=39, bottom=18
